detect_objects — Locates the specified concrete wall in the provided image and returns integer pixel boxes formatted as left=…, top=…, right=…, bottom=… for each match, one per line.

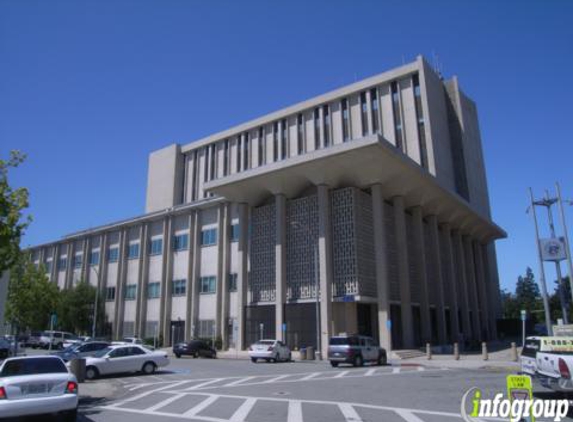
left=145, top=144, right=184, bottom=213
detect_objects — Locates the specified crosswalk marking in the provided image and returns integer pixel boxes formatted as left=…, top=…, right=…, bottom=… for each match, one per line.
left=223, top=376, right=256, bottom=387
left=287, top=400, right=303, bottom=422
left=261, top=374, right=290, bottom=384
left=394, top=409, right=426, bottom=422
left=182, top=395, right=220, bottom=417
left=299, top=372, right=320, bottom=381
left=364, top=368, right=377, bottom=376
left=334, top=370, right=350, bottom=378
left=339, top=403, right=363, bottom=422
left=184, top=378, right=224, bottom=391
left=392, top=367, right=401, bottom=374
left=228, top=397, right=257, bottom=422
left=143, top=393, right=187, bottom=412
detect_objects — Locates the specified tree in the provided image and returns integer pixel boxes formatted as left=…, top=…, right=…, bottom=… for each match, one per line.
left=5, top=254, right=60, bottom=332
left=0, top=151, right=31, bottom=274
left=501, top=267, right=543, bottom=322
left=58, top=280, right=106, bottom=335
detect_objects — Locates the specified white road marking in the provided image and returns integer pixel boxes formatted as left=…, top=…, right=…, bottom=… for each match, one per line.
left=299, top=372, right=320, bottom=381
left=334, top=370, right=350, bottom=378
left=108, top=380, right=189, bottom=407
left=182, top=395, right=220, bottom=417
left=392, top=367, right=401, bottom=374
left=364, top=368, right=377, bottom=376
left=287, top=400, right=303, bottom=422
left=229, top=398, right=257, bottom=422
left=261, top=374, right=290, bottom=384
left=339, top=403, right=363, bottom=421
left=394, top=409, right=426, bottom=422
left=143, top=393, right=186, bottom=412
left=416, top=366, right=425, bottom=372
left=184, top=378, right=224, bottom=391
left=222, top=376, right=256, bottom=387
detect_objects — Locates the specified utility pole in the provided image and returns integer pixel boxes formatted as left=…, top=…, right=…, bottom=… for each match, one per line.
left=529, top=188, right=553, bottom=335
left=556, top=182, right=573, bottom=306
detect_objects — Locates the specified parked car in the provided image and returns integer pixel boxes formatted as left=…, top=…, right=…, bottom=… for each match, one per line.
left=112, top=337, right=143, bottom=345
left=0, top=355, right=78, bottom=421
left=0, top=338, right=12, bottom=359
left=52, top=341, right=111, bottom=362
left=173, top=340, right=217, bottom=359
left=83, top=344, right=169, bottom=379
left=27, top=331, right=43, bottom=348
left=248, top=339, right=291, bottom=363
left=36, top=331, right=76, bottom=349
left=328, top=335, right=387, bottom=367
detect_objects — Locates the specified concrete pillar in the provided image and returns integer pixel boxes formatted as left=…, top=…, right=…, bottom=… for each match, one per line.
left=463, top=236, right=482, bottom=341
left=81, top=238, right=90, bottom=284
left=216, top=204, right=228, bottom=345
left=372, top=185, right=392, bottom=351
left=237, top=204, right=249, bottom=350
left=64, top=243, right=73, bottom=290
left=135, top=224, right=149, bottom=338
left=188, top=211, right=201, bottom=340
left=185, top=212, right=197, bottom=341
left=220, top=204, right=231, bottom=349
left=483, top=243, right=499, bottom=340
left=318, top=185, right=333, bottom=357
left=113, top=229, right=128, bottom=340
left=50, top=244, right=59, bottom=283
left=442, top=224, right=460, bottom=341
left=161, top=217, right=174, bottom=346
left=393, top=196, right=414, bottom=348
left=453, top=231, right=472, bottom=341
left=474, top=241, right=491, bottom=340
left=428, top=215, right=447, bottom=345
left=411, top=207, right=432, bottom=343
left=275, top=194, right=287, bottom=342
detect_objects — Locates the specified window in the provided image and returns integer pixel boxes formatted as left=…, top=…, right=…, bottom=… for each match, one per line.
left=297, top=113, right=305, bottom=155
left=243, top=132, right=249, bottom=169
left=45, top=261, right=53, bottom=273
left=258, top=127, right=265, bottom=166
left=323, top=105, right=330, bottom=146
left=198, top=320, right=215, bottom=337
left=280, top=119, right=287, bottom=160
left=90, top=251, right=100, bottom=266
left=172, top=279, right=186, bottom=296
left=228, top=273, right=238, bottom=292
left=58, top=257, right=67, bottom=271
left=203, top=146, right=209, bottom=182
left=360, top=92, right=368, bottom=136
left=273, top=122, right=278, bottom=162
left=236, top=135, right=242, bottom=172
left=149, top=238, right=163, bottom=256
left=173, top=234, right=189, bottom=251
left=191, top=150, right=198, bottom=201
left=128, top=243, right=140, bottom=259
left=223, top=139, right=229, bottom=176
left=413, top=74, right=428, bottom=169
left=201, top=228, right=217, bottom=246
left=210, top=144, right=216, bottom=180
left=342, top=98, right=350, bottom=142
left=73, top=254, right=83, bottom=269
left=106, top=287, right=116, bottom=301
left=108, top=247, right=119, bottom=263
left=125, top=284, right=137, bottom=300
left=370, top=88, right=380, bottom=134
left=230, top=224, right=239, bottom=242
left=147, top=282, right=160, bottom=299
left=314, top=108, right=321, bottom=149
left=200, top=276, right=216, bottom=293
left=391, top=81, right=403, bottom=149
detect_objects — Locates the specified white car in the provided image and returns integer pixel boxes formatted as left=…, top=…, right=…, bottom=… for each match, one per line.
left=248, top=339, right=291, bottom=363
left=83, top=344, right=169, bottom=379
left=0, top=355, right=78, bottom=421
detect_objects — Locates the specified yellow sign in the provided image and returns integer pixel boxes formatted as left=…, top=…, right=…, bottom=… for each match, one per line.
left=507, top=375, right=534, bottom=422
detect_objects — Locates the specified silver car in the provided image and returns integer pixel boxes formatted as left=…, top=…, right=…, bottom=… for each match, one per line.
left=248, top=339, right=291, bottom=363
left=0, top=355, right=79, bottom=421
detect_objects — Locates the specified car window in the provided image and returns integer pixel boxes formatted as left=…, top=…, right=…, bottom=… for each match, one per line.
left=329, top=337, right=359, bottom=346
left=1, top=358, right=67, bottom=377
left=522, top=339, right=540, bottom=358
left=93, top=343, right=108, bottom=351
left=255, top=340, right=275, bottom=346
left=129, top=347, right=146, bottom=355
left=93, top=347, right=112, bottom=358
left=109, top=347, right=128, bottom=358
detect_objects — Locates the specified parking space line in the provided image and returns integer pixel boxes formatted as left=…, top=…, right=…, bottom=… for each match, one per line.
left=339, top=403, right=363, bottom=422
left=364, top=368, right=377, bottom=376
left=184, top=378, right=225, bottom=391
left=416, top=367, right=425, bottom=372
left=334, top=370, right=350, bottom=378
left=182, top=395, right=220, bottom=417
left=299, top=372, right=320, bottom=381
left=287, top=400, right=303, bottom=422
left=394, top=409, right=426, bottom=422
left=110, top=380, right=190, bottom=407
left=222, top=376, right=256, bottom=387
left=392, top=367, right=401, bottom=374
left=228, top=397, right=257, bottom=422
left=261, top=374, right=290, bottom=384
left=144, top=393, right=187, bottom=412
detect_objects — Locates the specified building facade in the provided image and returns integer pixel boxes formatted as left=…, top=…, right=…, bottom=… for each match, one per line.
left=28, top=56, right=505, bottom=355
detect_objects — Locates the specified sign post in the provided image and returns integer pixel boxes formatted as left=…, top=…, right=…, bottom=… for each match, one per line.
left=48, top=313, right=57, bottom=352
left=507, top=374, right=534, bottom=422
left=521, top=310, right=527, bottom=347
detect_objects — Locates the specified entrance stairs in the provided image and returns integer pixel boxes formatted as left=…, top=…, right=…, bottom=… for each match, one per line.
left=391, top=349, right=426, bottom=360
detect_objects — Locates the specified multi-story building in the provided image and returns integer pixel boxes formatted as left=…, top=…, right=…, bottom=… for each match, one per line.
left=28, top=56, right=505, bottom=355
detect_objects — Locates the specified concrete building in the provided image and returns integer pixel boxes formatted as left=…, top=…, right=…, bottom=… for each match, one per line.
left=28, top=56, right=505, bottom=355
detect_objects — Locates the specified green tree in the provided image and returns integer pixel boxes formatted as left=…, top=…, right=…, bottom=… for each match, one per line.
left=5, top=255, right=60, bottom=332
left=0, top=151, right=31, bottom=274
left=58, top=280, right=106, bottom=335
left=501, top=267, right=543, bottom=321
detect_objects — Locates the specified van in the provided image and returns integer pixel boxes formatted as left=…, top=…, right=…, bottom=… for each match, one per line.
left=38, top=331, right=75, bottom=349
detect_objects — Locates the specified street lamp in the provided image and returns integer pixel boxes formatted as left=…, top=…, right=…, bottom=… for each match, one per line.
left=290, top=220, right=321, bottom=360
left=90, top=265, right=101, bottom=339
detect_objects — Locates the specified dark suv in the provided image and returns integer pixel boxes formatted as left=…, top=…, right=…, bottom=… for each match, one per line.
left=328, top=335, right=387, bottom=367
left=173, top=340, right=217, bottom=359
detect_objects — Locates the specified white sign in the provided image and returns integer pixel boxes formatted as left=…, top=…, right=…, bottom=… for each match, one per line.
left=540, top=237, right=567, bottom=262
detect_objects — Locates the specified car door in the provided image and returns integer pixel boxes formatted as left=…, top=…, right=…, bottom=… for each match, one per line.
left=362, top=337, right=375, bottom=362
left=105, top=347, right=131, bottom=374
left=129, top=346, right=148, bottom=370
left=277, top=341, right=288, bottom=360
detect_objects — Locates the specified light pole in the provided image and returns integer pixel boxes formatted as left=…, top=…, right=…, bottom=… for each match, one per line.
left=290, top=221, right=321, bottom=359
left=556, top=182, right=573, bottom=305
left=90, top=265, right=101, bottom=339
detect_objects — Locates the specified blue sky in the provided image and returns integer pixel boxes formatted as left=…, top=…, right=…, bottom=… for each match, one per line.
left=1, top=0, right=572, bottom=293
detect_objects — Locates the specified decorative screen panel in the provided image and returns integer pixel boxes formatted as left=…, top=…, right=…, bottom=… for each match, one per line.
left=439, top=229, right=453, bottom=308
left=331, top=188, right=358, bottom=297
left=406, top=213, right=422, bottom=304
left=384, top=202, right=400, bottom=301
left=250, top=203, right=276, bottom=303
left=355, top=190, right=376, bottom=297
left=424, top=221, right=438, bottom=306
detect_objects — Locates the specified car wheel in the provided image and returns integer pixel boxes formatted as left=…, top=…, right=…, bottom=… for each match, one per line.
left=288, top=353, right=292, bottom=362
left=193, top=352, right=198, bottom=358
left=378, top=354, right=387, bottom=366
left=62, top=408, right=77, bottom=422
left=330, top=361, right=339, bottom=368
left=85, top=366, right=99, bottom=380
left=142, top=362, right=156, bottom=375
left=175, top=354, right=181, bottom=359
left=273, top=353, right=279, bottom=363
left=251, top=357, right=257, bottom=363
left=353, top=355, right=363, bottom=367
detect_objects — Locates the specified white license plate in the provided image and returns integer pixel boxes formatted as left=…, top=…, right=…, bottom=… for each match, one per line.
left=22, top=383, right=48, bottom=395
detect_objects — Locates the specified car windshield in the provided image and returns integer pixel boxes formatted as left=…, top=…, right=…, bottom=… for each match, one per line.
left=0, top=358, right=67, bottom=377
left=329, top=337, right=359, bottom=346
left=61, top=344, right=79, bottom=353
left=255, top=340, right=275, bottom=345
left=93, top=347, right=113, bottom=358
left=0, top=339, right=10, bottom=348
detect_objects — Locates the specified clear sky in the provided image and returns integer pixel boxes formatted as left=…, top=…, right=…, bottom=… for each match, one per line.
left=1, top=0, right=572, bottom=293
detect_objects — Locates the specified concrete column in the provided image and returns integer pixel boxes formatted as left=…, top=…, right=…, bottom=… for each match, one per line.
left=189, top=211, right=202, bottom=340
left=393, top=196, right=414, bottom=348
left=64, top=243, right=73, bottom=290
left=185, top=212, right=197, bottom=341
left=318, top=185, right=333, bottom=357
left=365, top=90, right=374, bottom=135
left=442, top=224, right=460, bottom=340
left=215, top=204, right=227, bottom=345
left=463, top=236, right=481, bottom=341
left=135, top=224, right=149, bottom=338
left=483, top=243, right=499, bottom=340
left=113, top=229, right=128, bottom=340
left=236, top=203, right=249, bottom=350
left=474, top=241, right=490, bottom=340
left=81, top=237, right=91, bottom=284
left=275, top=194, right=287, bottom=342
left=411, top=207, right=431, bottom=343
left=428, top=215, right=447, bottom=345
left=161, top=217, right=174, bottom=345
left=453, top=231, right=472, bottom=341
left=50, top=244, right=59, bottom=283
left=371, top=185, right=392, bottom=351
left=220, top=204, right=231, bottom=349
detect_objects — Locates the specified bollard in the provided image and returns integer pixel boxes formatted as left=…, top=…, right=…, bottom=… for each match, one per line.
left=482, top=342, right=488, bottom=361
left=306, top=346, right=315, bottom=360
left=426, top=343, right=432, bottom=360
left=70, top=358, right=86, bottom=383
left=511, top=342, right=518, bottom=362
left=454, top=342, right=460, bottom=360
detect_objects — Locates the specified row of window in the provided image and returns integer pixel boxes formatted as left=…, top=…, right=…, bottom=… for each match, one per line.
left=104, top=274, right=239, bottom=302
